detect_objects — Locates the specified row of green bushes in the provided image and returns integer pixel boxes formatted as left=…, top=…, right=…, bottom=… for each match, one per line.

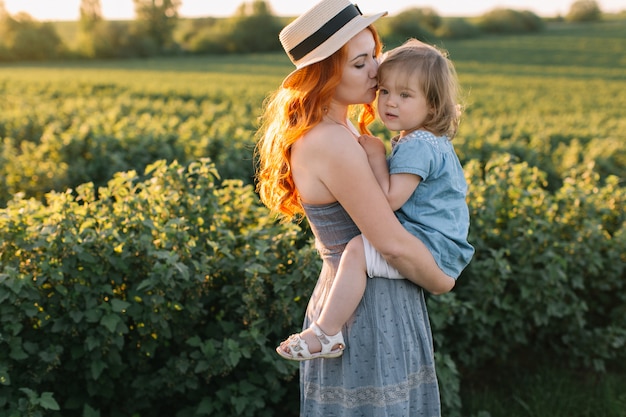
left=0, top=82, right=256, bottom=207
left=1, top=154, right=624, bottom=416
left=0, top=13, right=65, bottom=61
left=0, top=0, right=612, bottom=61
left=0, top=14, right=170, bottom=61
left=375, top=7, right=545, bottom=46
left=0, top=159, right=311, bottom=416
left=1, top=77, right=624, bottom=208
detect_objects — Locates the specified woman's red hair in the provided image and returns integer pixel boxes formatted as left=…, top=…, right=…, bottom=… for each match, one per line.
left=255, top=27, right=382, bottom=222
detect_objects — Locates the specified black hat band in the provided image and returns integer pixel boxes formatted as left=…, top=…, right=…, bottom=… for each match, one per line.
left=288, top=4, right=362, bottom=62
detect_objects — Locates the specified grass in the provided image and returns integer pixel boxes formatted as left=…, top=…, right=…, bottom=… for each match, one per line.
left=441, top=20, right=626, bottom=78
left=462, top=361, right=626, bottom=417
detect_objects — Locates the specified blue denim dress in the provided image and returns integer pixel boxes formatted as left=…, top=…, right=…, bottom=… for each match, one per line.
left=390, top=130, right=474, bottom=279
left=300, top=201, right=441, bottom=417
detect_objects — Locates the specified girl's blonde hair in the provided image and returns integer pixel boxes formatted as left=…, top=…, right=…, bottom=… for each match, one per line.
left=255, top=26, right=382, bottom=221
left=378, top=38, right=461, bottom=139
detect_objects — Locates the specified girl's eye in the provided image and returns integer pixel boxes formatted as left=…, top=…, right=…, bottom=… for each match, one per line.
left=355, top=64, right=365, bottom=69
left=379, top=89, right=389, bottom=95
left=401, top=92, right=410, bottom=98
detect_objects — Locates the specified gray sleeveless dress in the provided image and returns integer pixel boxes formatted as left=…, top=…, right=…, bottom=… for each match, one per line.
left=300, top=201, right=441, bottom=417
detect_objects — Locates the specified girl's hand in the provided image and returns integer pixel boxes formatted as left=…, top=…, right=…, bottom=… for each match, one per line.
left=358, top=135, right=386, bottom=158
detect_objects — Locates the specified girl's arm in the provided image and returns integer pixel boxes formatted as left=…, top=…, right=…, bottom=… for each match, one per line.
left=358, top=134, right=390, bottom=193
left=313, top=127, right=454, bottom=294
left=359, top=135, right=421, bottom=211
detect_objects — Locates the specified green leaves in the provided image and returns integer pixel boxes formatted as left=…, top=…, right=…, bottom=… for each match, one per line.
left=0, top=141, right=622, bottom=417
left=0, top=159, right=308, bottom=416
left=0, top=73, right=261, bottom=207
left=16, top=388, right=60, bottom=413
left=435, top=156, right=626, bottom=373
left=99, top=314, right=122, bottom=333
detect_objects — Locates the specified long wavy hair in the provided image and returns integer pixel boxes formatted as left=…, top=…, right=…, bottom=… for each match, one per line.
left=255, top=26, right=382, bottom=222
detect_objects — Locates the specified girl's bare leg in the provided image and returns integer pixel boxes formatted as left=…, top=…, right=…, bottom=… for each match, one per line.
left=279, top=235, right=367, bottom=354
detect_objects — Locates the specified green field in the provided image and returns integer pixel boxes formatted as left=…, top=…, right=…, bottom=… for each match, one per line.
left=1, top=20, right=624, bottom=201
left=0, top=19, right=625, bottom=417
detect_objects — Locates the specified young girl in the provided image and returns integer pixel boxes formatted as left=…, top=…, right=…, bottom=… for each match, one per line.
left=277, top=38, right=474, bottom=360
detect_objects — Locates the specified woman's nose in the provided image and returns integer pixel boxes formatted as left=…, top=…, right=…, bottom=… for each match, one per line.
left=369, top=59, right=378, bottom=78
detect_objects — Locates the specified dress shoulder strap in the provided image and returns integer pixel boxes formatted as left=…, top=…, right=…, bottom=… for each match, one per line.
left=324, top=116, right=361, bottom=139
left=339, top=122, right=360, bottom=140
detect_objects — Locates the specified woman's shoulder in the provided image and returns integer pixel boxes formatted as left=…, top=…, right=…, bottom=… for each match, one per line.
left=300, top=122, right=360, bottom=150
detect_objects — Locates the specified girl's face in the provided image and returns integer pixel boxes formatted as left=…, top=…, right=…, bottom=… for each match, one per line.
left=334, top=30, right=379, bottom=106
left=377, top=67, right=431, bottom=137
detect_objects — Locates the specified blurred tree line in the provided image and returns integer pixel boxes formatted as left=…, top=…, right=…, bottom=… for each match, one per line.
left=0, top=0, right=609, bottom=61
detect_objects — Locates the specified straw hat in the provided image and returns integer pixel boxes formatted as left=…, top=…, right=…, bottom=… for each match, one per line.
left=279, top=0, right=387, bottom=71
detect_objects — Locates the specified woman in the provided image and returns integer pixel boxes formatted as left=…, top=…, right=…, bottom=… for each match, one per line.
left=255, top=0, right=454, bottom=415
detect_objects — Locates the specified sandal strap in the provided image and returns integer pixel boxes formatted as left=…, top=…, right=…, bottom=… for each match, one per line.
left=284, top=333, right=312, bottom=358
left=310, top=322, right=345, bottom=355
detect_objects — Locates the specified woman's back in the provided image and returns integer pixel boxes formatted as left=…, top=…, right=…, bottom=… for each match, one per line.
left=290, top=121, right=362, bottom=206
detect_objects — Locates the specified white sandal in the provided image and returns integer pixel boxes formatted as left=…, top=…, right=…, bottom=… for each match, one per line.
left=276, top=322, right=345, bottom=361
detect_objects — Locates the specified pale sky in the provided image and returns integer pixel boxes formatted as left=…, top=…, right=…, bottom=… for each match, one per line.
left=3, top=0, right=625, bottom=21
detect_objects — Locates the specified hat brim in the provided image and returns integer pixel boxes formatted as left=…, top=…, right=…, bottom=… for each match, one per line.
left=282, top=11, right=387, bottom=87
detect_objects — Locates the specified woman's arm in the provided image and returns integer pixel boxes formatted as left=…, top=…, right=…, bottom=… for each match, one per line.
left=315, top=128, right=455, bottom=294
